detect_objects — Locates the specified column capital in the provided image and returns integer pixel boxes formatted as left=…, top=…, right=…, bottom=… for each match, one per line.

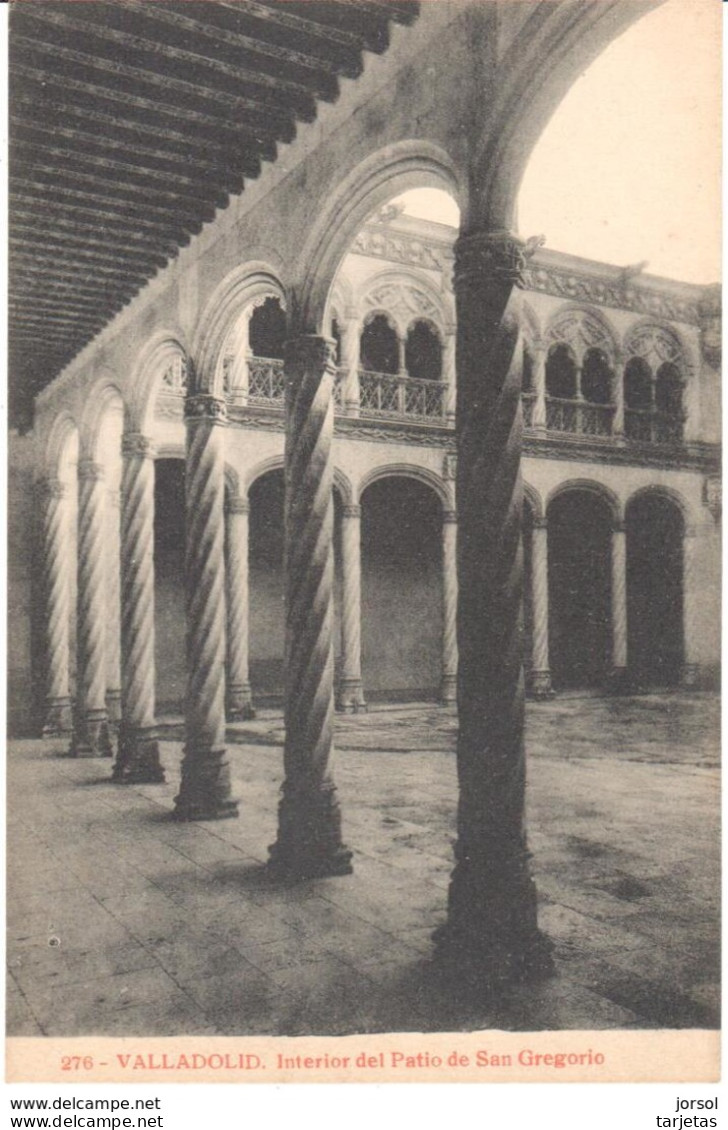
left=122, top=432, right=156, bottom=460
left=455, top=230, right=531, bottom=290
left=342, top=504, right=361, bottom=520
left=184, top=394, right=228, bottom=425
left=442, top=510, right=457, bottom=525
left=285, top=335, right=337, bottom=376
left=77, top=459, right=105, bottom=482
left=226, top=496, right=250, bottom=516
left=612, top=520, right=626, bottom=535
left=532, top=516, right=548, bottom=530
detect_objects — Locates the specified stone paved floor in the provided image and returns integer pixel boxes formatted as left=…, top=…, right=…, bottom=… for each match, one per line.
left=7, top=693, right=720, bottom=1037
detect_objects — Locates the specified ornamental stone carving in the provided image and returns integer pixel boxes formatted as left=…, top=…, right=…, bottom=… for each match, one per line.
left=546, top=308, right=615, bottom=362
left=523, top=263, right=701, bottom=325
left=363, top=280, right=442, bottom=330
left=184, top=394, right=228, bottom=424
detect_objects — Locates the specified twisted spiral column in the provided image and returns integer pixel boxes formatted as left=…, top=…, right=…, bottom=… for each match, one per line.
left=174, top=394, right=238, bottom=820
left=112, top=434, right=165, bottom=784
left=226, top=496, right=255, bottom=721
left=269, top=335, right=352, bottom=879
left=440, top=510, right=458, bottom=705
left=70, top=459, right=112, bottom=757
left=609, top=521, right=629, bottom=692
left=529, top=517, right=553, bottom=698
left=681, top=526, right=700, bottom=686
left=434, top=230, right=553, bottom=988
left=105, top=488, right=122, bottom=726
left=40, top=477, right=73, bottom=735
left=336, top=504, right=366, bottom=713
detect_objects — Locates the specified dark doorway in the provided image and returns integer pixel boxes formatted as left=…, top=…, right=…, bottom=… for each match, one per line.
left=154, top=458, right=186, bottom=712
left=627, top=493, right=684, bottom=686
left=249, top=470, right=285, bottom=699
left=547, top=489, right=612, bottom=688
left=361, top=476, right=441, bottom=700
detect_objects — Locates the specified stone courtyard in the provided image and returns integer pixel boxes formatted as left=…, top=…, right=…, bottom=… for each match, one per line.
left=7, top=693, right=720, bottom=1038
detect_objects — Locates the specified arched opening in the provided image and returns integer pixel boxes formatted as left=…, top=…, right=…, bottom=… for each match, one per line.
left=624, top=356, right=653, bottom=408
left=545, top=343, right=578, bottom=399
left=360, top=313, right=399, bottom=375
left=405, top=319, right=442, bottom=381
left=581, top=347, right=612, bottom=404
left=655, top=361, right=684, bottom=442
left=249, top=296, right=286, bottom=360
left=547, top=489, right=613, bottom=688
left=627, top=493, right=684, bottom=687
left=154, top=458, right=186, bottom=713
left=360, top=476, right=442, bottom=701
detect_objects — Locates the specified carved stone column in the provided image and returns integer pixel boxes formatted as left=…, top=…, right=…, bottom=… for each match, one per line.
left=226, top=495, right=255, bottom=721
left=174, top=393, right=238, bottom=820
left=440, top=510, right=458, bottom=705
left=340, top=312, right=361, bottom=417
left=112, top=434, right=165, bottom=784
left=70, top=459, right=113, bottom=757
left=531, top=340, right=547, bottom=430
left=611, top=352, right=625, bottom=438
left=681, top=526, right=700, bottom=687
left=105, top=488, right=122, bottom=726
left=443, top=330, right=456, bottom=424
left=40, top=477, right=73, bottom=735
left=609, top=520, right=628, bottom=691
left=434, top=230, right=553, bottom=988
left=529, top=517, right=553, bottom=698
left=336, top=503, right=366, bottom=713
left=269, top=335, right=352, bottom=879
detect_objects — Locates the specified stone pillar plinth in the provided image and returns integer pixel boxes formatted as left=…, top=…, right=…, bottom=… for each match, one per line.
left=113, top=434, right=165, bottom=784
left=226, top=496, right=255, bottom=721
left=681, top=527, right=700, bottom=687
left=40, top=478, right=73, bottom=735
left=269, top=335, right=352, bottom=879
left=529, top=517, right=553, bottom=698
left=70, top=459, right=113, bottom=757
left=105, top=488, right=122, bottom=726
left=609, top=521, right=628, bottom=692
left=336, top=504, right=366, bottom=713
left=440, top=510, right=458, bottom=704
left=433, top=230, right=553, bottom=989
left=174, top=394, right=238, bottom=820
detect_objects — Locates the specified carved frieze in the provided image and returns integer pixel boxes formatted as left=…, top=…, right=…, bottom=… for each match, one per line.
left=523, top=264, right=701, bottom=325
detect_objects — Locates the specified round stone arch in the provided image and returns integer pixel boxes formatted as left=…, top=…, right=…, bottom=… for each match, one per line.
left=625, top=484, right=690, bottom=531
left=358, top=268, right=451, bottom=341
left=358, top=462, right=450, bottom=511
left=295, top=140, right=464, bottom=336
left=546, top=478, right=622, bottom=529
left=128, top=330, right=191, bottom=437
left=191, top=262, right=288, bottom=398
left=471, top=0, right=660, bottom=230
left=545, top=303, right=620, bottom=367
left=44, top=410, right=80, bottom=482
left=244, top=454, right=353, bottom=507
left=622, top=318, right=691, bottom=376
left=79, top=373, right=125, bottom=463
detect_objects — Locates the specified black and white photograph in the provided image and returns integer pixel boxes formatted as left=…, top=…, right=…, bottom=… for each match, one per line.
left=5, top=0, right=721, bottom=1083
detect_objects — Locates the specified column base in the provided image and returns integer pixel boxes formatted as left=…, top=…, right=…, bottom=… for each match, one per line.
left=173, top=745, right=239, bottom=821
left=336, top=678, right=367, bottom=714
left=433, top=849, right=555, bottom=994
left=69, top=710, right=113, bottom=758
left=606, top=667, right=630, bottom=695
left=226, top=684, right=256, bottom=721
left=268, top=780, right=353, bottom=880
left=112, top=726, right=165, bottom=784
left=527, top=669, right=554, bottom=700
left=106, top=689, right=122, bottom=725
left=42, top=696, right=73, bottom=737
left=439, top=674, right=457, bottom=706
left=680, top=663, right=701, bottom=689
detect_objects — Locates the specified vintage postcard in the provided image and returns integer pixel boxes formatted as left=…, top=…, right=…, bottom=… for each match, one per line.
left=5, top=0, right=721, bottom=1086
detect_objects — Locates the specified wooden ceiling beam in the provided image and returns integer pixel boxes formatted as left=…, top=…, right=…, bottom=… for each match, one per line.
left=12, top=193, right=193, bottom=244
left=11, top=176, right=208, bottom=234
left=11, top=214, right=182, bottom=261
left=10, top=231, right=169, bottom=272
left=12, top=62, right=281, bottom=160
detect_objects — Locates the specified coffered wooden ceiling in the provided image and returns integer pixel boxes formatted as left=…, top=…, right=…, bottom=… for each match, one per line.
left=9, top=0, right=419, bottom=426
